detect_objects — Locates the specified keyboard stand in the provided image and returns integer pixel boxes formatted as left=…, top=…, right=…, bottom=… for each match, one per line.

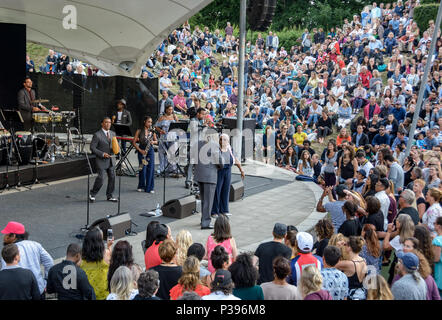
left=115, top=137, right=137, bottom=177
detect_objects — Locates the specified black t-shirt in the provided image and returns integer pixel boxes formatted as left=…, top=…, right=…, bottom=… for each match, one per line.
left=0, top=267, right=40, bottom=300
left=313, top=238, right=329, bottom=257
left=151, top=264, right=182, bottom=300
left=254, top=241, right=292, bottom=284
left=338, top=219, right=362, bottom=237
left=362, top=211, right=384, bottom=233
left=397, top=207, right=420, bottom=225
left=417, top=197, right=429, bottom=211
left=133, top=294, right=161, bottom=300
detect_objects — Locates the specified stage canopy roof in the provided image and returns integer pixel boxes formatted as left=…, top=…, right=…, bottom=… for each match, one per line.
left=0, top=0, right=213, bottom=77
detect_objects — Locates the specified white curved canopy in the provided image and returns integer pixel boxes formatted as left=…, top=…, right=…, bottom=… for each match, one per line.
left=0, top=0, right=213, bottom=77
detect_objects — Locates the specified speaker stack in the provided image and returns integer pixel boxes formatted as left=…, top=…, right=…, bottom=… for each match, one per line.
left=89, top=213, right=132, bottom=240
left=230, top=180, right=244, bottom=202
left=247, top=0, right=278, bottom=31
left=162, top=195, right=197, bottom=219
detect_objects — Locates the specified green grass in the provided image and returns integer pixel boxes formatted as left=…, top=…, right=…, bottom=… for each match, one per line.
left=27, top=42, right=50, bottom=70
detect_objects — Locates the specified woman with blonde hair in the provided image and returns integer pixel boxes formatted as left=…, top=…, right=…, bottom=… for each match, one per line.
left=329, top=233, right=349, bottom=260
left=175, top=230, right=193, bottom=266
left=169, top=256, right=210, bottom=300
left=335, top=236, right=368, bottom=300
left=300, top=265, right=332, bottom=300
left=337, top=99, right=352, bottom=129
left=384, top=214, right=415, bottom=283
left=366, top=274, right=393, bottom=300
left=106, top=266, right=137, bottom=300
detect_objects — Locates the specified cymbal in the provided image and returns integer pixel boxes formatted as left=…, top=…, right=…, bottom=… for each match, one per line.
left=31, top=99, right=49, bottom=103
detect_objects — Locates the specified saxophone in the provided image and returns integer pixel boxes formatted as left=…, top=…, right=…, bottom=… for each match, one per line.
left=139, top=129, right=154, bottom=171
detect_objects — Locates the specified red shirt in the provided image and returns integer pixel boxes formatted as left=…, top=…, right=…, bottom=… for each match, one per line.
left=358, top=71, right=372, bottom=88
left=145, top=241, right=163, bottom=270
left=169, top=283, right=210, bottom=300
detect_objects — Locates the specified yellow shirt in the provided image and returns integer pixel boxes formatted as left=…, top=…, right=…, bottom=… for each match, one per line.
left=80, top=260, right=109, bottom=300
left=293, top=132, right=308, bottom=145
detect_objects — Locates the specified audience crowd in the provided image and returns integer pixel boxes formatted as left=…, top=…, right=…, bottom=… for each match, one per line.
left=9, top=0, right=442, bottom=300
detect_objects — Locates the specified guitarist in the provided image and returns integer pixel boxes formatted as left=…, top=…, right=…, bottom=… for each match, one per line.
left=133, top=116, right=158, bottom=193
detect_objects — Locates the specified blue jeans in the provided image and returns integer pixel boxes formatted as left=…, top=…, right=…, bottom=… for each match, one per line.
left=353, top=97, right=364, bottom=110
left=296, top=175, right=315, bottom=182
left=137, top=147, right=155, bottom=192
left=307, top=114, right=319, bottom=126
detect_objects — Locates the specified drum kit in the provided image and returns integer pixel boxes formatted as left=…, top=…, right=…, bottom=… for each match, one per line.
left=0, top=98, right=84, bottom=167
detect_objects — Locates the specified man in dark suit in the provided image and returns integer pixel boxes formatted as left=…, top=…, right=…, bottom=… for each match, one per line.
left=193, top=132, right=219, bottom=229
left=17, top=77, right=48, bottom=131
left=352, top=124, right=370, bottom=148
left=89, top=117, right=117, bottom=202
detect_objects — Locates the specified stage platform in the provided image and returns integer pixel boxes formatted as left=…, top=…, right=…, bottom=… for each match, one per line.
left=0, top=168, right=291, bottom=259
left=0, top=155, right=96, bottom=189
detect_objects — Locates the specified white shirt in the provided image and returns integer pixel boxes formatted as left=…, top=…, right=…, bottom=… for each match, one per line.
left=390, top=235, right=403, bottom=252
left=331, top=86, right=345, bottom=99
left=102, top=129, right=110, bottom=139
left=106, top=289, right=139, bottom=300
left=117, top=111, right=123, bottom=123
left=201, top=291, right=241, bottom=300
left=375, top=190, right=390, bottom=231
left=359, top=160, right=373, bottom=175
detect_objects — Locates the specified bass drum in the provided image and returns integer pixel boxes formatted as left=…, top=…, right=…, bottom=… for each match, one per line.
left=15, top=131, right=33, bottom=165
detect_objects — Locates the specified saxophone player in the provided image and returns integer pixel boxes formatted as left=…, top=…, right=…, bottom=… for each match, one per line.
left=133, top=116, right=157, bottom=193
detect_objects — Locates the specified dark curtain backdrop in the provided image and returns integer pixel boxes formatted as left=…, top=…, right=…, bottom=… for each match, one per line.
left=28, top=73, right=158, bottom=134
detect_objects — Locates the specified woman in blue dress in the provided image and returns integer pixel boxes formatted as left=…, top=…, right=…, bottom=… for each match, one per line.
left=211, top=134, right=245, bottom=217
left=155, top=104, right=178, bottom=175
left=133, top=116, right=158, bottom=193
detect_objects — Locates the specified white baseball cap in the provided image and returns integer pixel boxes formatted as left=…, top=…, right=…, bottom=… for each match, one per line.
left=296, top=232, right=313, bottom=252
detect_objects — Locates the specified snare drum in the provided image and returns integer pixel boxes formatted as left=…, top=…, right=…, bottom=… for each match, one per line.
left=50, top=112, right=63, bottom=123
left=33, top=112, right=51, bottom=123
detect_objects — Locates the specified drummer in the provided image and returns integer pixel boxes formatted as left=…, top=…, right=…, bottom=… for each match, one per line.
left=17, top=77, right=48, bottom=131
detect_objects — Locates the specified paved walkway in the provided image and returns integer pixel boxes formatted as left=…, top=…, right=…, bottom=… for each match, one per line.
left=126, top=160, right=326, bottom=267
left=51, top=159, right=327, bottom=266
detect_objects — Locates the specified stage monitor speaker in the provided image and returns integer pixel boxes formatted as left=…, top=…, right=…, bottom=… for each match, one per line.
left=162, top=196, right=196, bottom=219
left=230, top=180, right=244, bottom=202
left=89, top=213, right=132, bottom=240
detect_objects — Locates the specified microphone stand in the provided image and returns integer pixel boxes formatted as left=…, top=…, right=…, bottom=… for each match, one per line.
left=76, top=149, right=94, bottom=238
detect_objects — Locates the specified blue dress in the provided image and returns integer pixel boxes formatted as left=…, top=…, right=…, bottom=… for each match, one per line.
left=211, top=149, right=234, bottom=215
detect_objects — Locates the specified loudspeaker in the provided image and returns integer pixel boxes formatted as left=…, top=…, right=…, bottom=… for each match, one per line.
left=162, top=195, right=196, bottom=219
left=230, top=180, right=244, bottom=202
left=247, top=0, right=278, bottom=31
left=0, top=23, right=26, bottom=109
left=89, top=213, right=132, bottom=240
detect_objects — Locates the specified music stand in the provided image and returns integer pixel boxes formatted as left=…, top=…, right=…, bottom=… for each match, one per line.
left=159, top=121, right=189, bottom=205
left=113, top=124, right=132, bottom=137
left=0, top=110, right=27, bottom=190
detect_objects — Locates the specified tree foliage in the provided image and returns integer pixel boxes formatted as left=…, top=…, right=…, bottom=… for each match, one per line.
left=190, top=0, right=379, bottom=32
left=414, top=3, right=440, bottom=34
